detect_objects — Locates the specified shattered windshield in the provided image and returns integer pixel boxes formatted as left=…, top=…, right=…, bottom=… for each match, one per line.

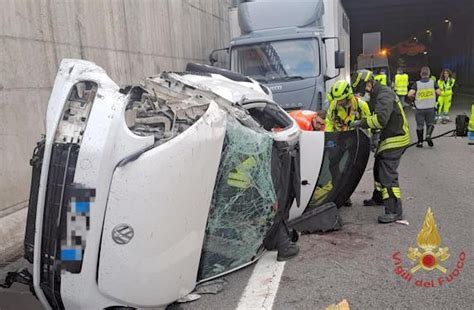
left=231, top=39, right=320, bottom=83
left=198, top=117, right=276, bottom=280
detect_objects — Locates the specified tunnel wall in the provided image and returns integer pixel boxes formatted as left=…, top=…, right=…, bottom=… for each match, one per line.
left=428, top=12, right=474, bottom=93
left=0, top=0, right=231, bottom=217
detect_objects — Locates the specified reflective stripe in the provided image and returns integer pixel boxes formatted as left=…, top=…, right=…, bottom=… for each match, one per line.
left=378, top=99, right=410, bottom=153
left=227, top=156, right=257, bottom=189
left=352, top=72, right=362, bottom=88
left=392, top=187, right=402, bottom=199
left=366, top=114, right=383, bottom=129
left=364, top=71, right=373, bottom=82
left=381, top=188, right=389, bottom=200
left=375, top=182, right=382, bottom=191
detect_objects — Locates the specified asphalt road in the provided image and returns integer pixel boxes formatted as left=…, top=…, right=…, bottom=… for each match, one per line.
left=1, top=96, right=473, bottom=310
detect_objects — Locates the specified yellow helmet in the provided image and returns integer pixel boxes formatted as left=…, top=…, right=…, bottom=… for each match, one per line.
left=351, top=69, right=374, bottom=94
left=328, top=80, right=353, bottom=102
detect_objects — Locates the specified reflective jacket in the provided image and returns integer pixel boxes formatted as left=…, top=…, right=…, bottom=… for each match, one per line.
left=360, top=83, right=410, bottom=153
left=394, top=73, right=409, bottom=95
left=325, top=96, right=370, bottom=132
left=437, top=78, right=455, bottom=96
left=469, top=104, right=474, bottom=132
left=375, top=74, right=387, bottom=86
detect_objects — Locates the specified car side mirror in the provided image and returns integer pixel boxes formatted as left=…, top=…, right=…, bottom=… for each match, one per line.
left=209, top=47, right=229, bottom=67
left=335, top=50, right=345, bottom=69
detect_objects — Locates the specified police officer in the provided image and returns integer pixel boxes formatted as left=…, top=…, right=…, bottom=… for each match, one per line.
left=407, top=66, right=441, bottom=147
left=393, top=68, right=409, bottom=107
left=351, top=70, right=410, bottom=223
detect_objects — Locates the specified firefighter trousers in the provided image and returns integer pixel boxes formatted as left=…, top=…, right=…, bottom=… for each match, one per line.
left=372, top=148, right=404, bottom=206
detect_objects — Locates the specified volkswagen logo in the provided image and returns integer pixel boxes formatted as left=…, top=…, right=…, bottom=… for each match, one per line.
left=111, top=224, right=134, bottom=245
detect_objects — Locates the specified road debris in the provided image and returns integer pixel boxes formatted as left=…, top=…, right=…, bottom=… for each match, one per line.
left=396, top=219, right=410, bottom=226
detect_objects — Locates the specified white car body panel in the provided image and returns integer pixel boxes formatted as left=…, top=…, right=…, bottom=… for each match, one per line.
left=288, top=131, right=325, bottom=221
left=98, top=102, right=226, bottom=306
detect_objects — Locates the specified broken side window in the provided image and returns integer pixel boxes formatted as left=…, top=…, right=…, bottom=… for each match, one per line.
left=198, top=116, right=276, bottom=280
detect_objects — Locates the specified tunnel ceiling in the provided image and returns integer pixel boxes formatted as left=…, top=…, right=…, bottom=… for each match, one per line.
left=342, top=0, right=474, bottom=55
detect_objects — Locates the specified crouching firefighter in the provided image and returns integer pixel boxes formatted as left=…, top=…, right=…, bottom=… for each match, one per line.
left=325, top=79, right=371, bottom=206
left=351, top=69, right=410, bottom=223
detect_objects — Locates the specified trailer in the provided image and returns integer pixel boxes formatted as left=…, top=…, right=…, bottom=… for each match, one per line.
left=210, top=0, right=351, bottom=111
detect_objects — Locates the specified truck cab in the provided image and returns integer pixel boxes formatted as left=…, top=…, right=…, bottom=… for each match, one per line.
left=210, top=0, right=350, bottom=111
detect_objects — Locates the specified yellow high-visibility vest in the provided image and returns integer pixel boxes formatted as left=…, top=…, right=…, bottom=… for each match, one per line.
left=468, top=104, right=474, bottom=132
left=394, top=74, right=409, bottom=95
left=375, top=74, right=387, bottom=86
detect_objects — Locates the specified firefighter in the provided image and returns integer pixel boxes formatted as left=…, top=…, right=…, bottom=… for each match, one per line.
left=374, top=69, right=388, bottom=86
left=351, top=69, right=410, bottom=223
left=325, top=80, right=371, bottom=132
left=407, top=66, right=441, bottom=147
left=393, top=68, right=409, bottom=107
left=325, top=80, right=370, bottom=207
left=437, top=68, right=456, bottom=123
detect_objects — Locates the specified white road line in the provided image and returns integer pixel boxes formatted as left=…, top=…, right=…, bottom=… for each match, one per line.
left=236, top=251, right=285, bottom=310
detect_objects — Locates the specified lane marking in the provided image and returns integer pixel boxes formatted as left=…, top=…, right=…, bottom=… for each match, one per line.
left=236, top=251, right=285, bottom=310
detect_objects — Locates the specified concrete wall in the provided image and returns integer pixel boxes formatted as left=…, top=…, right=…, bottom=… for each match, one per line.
left=0, top=0, right=231, bottom=217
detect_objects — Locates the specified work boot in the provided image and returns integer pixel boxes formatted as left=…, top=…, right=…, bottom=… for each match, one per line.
left=264, top=221, right=299, bottom=261
left=441, top=115, right=448, bottom=124
left=343, top=198, right=353, bottom=207
left=363, top=190, right=384, bottom=206
left=426, top=125, right=434, bottom=147
left=378, top=198, right=403, bottom=223
left=275, top=224, right=299, bottom=261
left=416, top=129, right=424, bottom=148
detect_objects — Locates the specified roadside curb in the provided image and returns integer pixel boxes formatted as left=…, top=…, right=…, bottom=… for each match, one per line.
left=0, top=208, right=27, bottom=264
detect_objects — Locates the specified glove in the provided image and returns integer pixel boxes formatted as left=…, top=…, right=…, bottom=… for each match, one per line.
left=351, top=120, right=363, bottom=129
left=370, top=132, right=380, bottom=153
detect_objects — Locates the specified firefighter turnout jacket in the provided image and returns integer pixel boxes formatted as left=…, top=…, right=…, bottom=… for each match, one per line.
left=359, top=83, right=410, bottom=153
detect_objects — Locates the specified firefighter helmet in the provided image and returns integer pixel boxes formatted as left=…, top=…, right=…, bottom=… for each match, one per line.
left=351, top=69, right=374, bottom=94
left=328, top=80, right=353, bottom=102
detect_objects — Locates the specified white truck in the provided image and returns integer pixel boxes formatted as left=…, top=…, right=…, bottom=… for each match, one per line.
left=211, top=0, right=351, bottom=111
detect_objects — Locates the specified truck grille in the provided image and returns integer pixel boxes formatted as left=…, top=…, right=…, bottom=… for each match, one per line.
left=40, top=143, right=80, bottom=309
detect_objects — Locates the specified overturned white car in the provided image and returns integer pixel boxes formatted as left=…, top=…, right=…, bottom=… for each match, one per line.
left=17, top=59, right=369, bottom=309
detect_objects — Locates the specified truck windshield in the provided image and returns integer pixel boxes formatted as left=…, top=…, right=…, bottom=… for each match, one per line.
left=231, top=38, right=320, bottom=83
